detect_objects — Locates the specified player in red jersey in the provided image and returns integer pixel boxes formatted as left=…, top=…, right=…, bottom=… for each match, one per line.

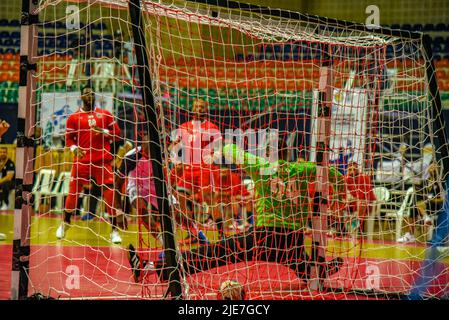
left=169, top=99, right=223, bottom=243
left=213, top=167, right=251, bottom=238
left=56, top=87, right=123, bottom=243
left=344, top=161, right=376, bottom=235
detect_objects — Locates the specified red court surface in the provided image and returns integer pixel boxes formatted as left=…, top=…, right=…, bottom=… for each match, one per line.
left=1, top=243, right=448, bottom=300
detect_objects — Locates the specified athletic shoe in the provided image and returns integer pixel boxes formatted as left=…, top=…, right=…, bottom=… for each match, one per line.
left=0, top=203, right=9, bottom=211
left=198, top=230, right=210, bottom=245
left=397, top=232, right=416, bottom=243
left=110, top=229, right=122, bottom=244
left=0, top=233, right=6, bottom=241
left=128, top=244, right=141, bottom=282
left=56, top=222, right=71, bottom=239
left=81, top=212, right=95, bottom=221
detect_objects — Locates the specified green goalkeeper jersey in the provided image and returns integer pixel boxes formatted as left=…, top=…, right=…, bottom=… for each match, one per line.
left=223, top=144, right=345, bottom=230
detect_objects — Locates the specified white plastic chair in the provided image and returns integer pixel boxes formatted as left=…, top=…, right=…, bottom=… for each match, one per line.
left=32, top=169, right=56, bottom=212
left=366, top=186, right=391, bottom=240
left=385, top=187, right=415, bottom=241
left=52, top=171, right=71, bottom=213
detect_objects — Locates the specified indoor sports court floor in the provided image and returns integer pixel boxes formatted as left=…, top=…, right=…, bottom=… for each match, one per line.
left=1, top=210, right=448, bottom=300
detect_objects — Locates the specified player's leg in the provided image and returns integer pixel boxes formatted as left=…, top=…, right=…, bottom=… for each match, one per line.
left=131, top=195, right=163, bottom=247
left=254, top=226, right=342, bottom=282
left=81, top=183, right=101, bottom=221
left=153, top=229, right=255, bottom=281
left=172, top=188, right=209, bottom=245
left=57, top=163, right=88, bottom=239
left=202, top=190, right=226, bottom=239
left=95, top=161, right=124, bottom=244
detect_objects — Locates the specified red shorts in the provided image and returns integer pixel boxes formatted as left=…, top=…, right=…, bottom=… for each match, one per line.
left=69, top=161, right=114, bottom=193
left=217, top=171, right=249, bottom=198
left=171, top=164, right=221, bottom=202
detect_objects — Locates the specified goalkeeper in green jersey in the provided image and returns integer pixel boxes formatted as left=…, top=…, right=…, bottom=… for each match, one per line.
left=142, top=143, right=345, bottom=282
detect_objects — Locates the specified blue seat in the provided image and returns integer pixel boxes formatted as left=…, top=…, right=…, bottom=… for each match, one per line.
left=273, top=44, right=282, bottom=54
left=103, top=41, right=112, bottom=50
left=0, top=19, right=8, bottom=27
left=0, top=31, right=9, bottom=38
left=3, top=39, right=13, bottom=46
left=413, top=24, right=423, bottom=32
left=45, top=39, right=56, bottom=47
left=11, top=31, right=20, bottom=39
left=13, top=39, right=20, bottom=47
left=424, top=24, right=435, bottom=31
left=245, top=54, right=255, bottom=61
left=56, top=39, right=67, bottom=48
left=282, top=44, right=292, bottom=55
left=9, top=20, right=20, bottom=27
left=402, top=24, right=412, bottom=31
left=56, top=21, right=65, bottom=29
left=433, top=44, right=442, bottom=53
left=234, top=53, right=244, bottom=62
left=434, top=36, right=444, bottom=45
left=435, top=23, right=447, bottom=31
left=43, top=21, right=55, bottom=28
left=283, top=53, right=291, bottom=61
left=390, top=24, right=400, bottom=30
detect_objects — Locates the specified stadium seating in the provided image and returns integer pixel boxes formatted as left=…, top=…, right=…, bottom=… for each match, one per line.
left=1, top=18, right=449, bottom=109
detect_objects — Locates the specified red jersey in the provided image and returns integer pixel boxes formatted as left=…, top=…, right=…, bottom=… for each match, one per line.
left=345, top=174, right=376, bottom=201
left=216, top=169, right=250, bottom=197
left=176, top=119, right=221, bottom=165
left=66, top=108, right=121, bottom=163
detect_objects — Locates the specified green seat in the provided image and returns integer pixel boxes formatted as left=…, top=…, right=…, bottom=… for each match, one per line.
left=207, top=89, right=217, bottom=97
left=196, top=88, right=207, bottom=96
left=55, top=83, right=65, bottom=91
